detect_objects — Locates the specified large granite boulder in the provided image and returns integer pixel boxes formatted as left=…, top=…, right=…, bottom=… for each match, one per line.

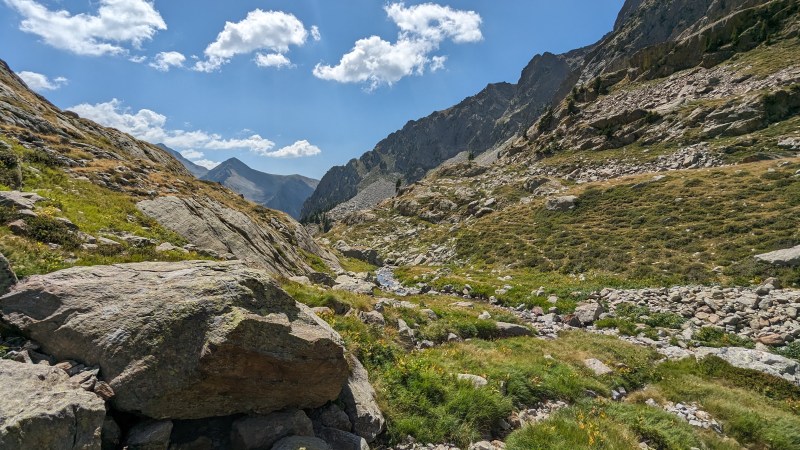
left=137, top=196, right=339, bottom=277
left=0, top=261, right=350, bottom=419
left=0, top=359, right=106, bottom=450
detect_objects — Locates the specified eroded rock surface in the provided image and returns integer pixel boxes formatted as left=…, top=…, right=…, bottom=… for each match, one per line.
left=0, top=260, right=349, bottom=419
left=0, top=360, right=106, bottom=450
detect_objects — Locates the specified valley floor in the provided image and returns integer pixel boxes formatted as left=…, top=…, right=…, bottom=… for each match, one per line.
left=283, top=263, right=800, bottom=450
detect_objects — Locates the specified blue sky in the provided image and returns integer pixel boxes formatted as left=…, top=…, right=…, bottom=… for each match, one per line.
left=1, top=0, right=624, bottom=178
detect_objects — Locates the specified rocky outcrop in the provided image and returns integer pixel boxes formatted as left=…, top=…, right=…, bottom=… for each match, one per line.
left=0, top=261, right=350, bottom=419
left=756, top=245, right=800, bottom=266
left=303, top=0, right=776, bottom=220
left=0, top=360, right=106, bottom=450
left=230, top=409, right=314, bottom=450
left=0, top=60, right=186, bottom=174
left=694, top=346, right=800, bottom=384
left=137, top=196, right=338, bottom=277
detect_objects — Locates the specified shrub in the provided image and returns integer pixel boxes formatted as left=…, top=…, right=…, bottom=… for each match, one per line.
left=693, top=327, right=754, bottom=348
left=25, top=216, right=82, bottom=250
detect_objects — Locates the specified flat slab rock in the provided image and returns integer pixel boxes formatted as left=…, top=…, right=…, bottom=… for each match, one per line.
left=755, top=245, right=800, bottom=267
left=0, top=260, right=350, bottom=419
left=0, top=359, right=106, bottom=450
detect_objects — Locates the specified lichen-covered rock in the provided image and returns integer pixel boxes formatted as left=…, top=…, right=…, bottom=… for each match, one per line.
left=137, top=196, right=339, bottom=277
left=0, top=360, right=106, bottom=450
left=0, top=260, right=350, bottom=419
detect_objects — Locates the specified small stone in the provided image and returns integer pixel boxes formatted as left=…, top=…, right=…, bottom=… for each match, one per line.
left=583, top=358, right=613, bottom=376
left=457, top=374, right=488, bottom=388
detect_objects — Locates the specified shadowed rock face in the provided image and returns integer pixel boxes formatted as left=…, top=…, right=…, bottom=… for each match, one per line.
left=0, top=261, right=350, bottom=420
left=0, top=360, right=106, bottom=450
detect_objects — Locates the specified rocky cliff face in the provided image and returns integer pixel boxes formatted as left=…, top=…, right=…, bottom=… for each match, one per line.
left=201, top=157, right=318, bottom=219
left=301, top=82, right=516, bottom=220
left=0, top=58, right=338, bottom=278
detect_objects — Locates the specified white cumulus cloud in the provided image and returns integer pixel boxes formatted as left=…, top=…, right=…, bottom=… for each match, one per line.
left=67, top=99, right=320, bottom=163
left=180, top=149, right=204, bottom=160
left=149, top=51, right=186, bottom=71
left=194, top=9, right=315, bottom=72
left=16, top=70, right=68, bottom=92
left=3, top=0, right=167, bottom=56
left=179, top=150, right=219, bottom=169
left=266, top=140, right=322, bottom=158
left=254, top=53, right=291, bottom=69
left=193, top=159, right=221, bottom=170
left=314, top=2, right=481, bottom=90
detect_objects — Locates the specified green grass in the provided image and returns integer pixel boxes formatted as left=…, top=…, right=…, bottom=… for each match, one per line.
left=393, top=266, right=656, bottom=314
left=453, top=162, right=800, bottom=287
left=506, top=401, right=725, bottom=450
left=506, top=355, right=800, bottom=450
left=338, top=255, right=378, bottom=273
left=692, top=327, right=755, bottom=349
left=327, top=328, right=661, bottom=447
left=646, top=357, right=800, bottom=449
left=0, top=143, right=207, bottom=277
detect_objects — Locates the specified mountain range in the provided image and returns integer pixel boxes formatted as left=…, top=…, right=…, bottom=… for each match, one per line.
left=158, top=144, right=319, bottom=219
left=200, top=157, right=318, bottom=219
left=301, top=0, right=789, bottom=221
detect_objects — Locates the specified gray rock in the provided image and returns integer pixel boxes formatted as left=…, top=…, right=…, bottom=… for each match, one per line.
left=0, top=261, right=349, bottom=419
left=457, top=373, right=488, bottom=388
left=271, top=436, right=332, bottom=450
left=317, top=427, right=369, bottom=450
left=695, top=347, right=799, bottom=385
left=0, top=252, right=17, bottom=296
left=0, top=190, right=45, bottom=210
left=0, top=360, right=105, bottom=450
left=545, top=195, right=578, bottom=211
left=230, top=410, right=314, bottom=450
left=333, top=275, right=375, bottom=296
left=397, top=318, right=416, bottom=346
left=126, top=420, right=172, bottom=450
left=574, top=302, right=604, bottom=325
left=318, top=404, right=352, bottom=432
left=495, top=322, right=533, bottom=338
left=137, top=196, right=339, bottom=277
left=338, top=244, right=384, bottom=267
left=755, top=245, right=800, bottom=267
left=339, top=356, right=386, bottom=442
left=584, top=358, right=613, bottom=376
left=358, top=310, right=386, bottom=326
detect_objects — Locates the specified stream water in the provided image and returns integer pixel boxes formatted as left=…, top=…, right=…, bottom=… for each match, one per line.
left=375, top=266, right=412, bottom=296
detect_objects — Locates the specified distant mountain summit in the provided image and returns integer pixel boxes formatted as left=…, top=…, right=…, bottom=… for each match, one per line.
left=155, top=144, right=209, bottom=178
left=201, top=157, right=318, bottom=219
